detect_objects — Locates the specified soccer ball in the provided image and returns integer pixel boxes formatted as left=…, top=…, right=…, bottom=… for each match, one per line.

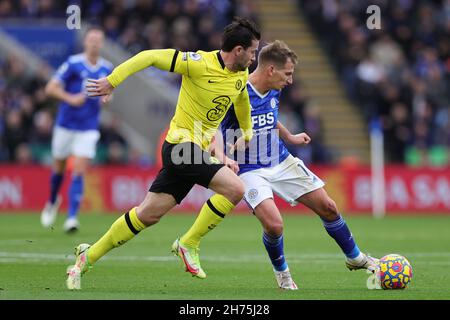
left=378, top=254, right=413, bottom=289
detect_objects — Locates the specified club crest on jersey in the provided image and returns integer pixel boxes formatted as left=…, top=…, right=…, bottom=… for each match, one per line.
left=270, top=98, right=277, bottom=108
left=189, top=52, right=202, bottom=61
left=247, top=189, right=258, bottom=200
left=235, top=79, right=243, bottom=90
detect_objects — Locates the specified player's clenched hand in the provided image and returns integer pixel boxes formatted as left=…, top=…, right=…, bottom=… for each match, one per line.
left=289, top=132, right=311, bottom=145
left=223, top=156, right=239, bottom=174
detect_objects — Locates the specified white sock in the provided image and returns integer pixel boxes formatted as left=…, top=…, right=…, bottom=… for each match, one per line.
left=274, top=267, right=289, bottom=273
left=347, top=252, right=365, bottom=264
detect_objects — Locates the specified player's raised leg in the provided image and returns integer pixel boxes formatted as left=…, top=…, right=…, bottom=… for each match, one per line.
left=254, top=199, right=298, bottom=290
left=175, top=166, right=245, bottom=278
left=297, top=188, right=378, bottom=271
left=41, top=159, right=65, bottom=228
left=66, top=191, right=176, bottom=290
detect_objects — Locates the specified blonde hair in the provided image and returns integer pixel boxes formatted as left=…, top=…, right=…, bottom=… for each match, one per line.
left=258, top=40, right=298, bottom=67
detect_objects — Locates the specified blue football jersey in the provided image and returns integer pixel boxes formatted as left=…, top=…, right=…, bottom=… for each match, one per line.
left=221, top=82, right=290, bottom=174
left=53, top=53, right=113, bottom=131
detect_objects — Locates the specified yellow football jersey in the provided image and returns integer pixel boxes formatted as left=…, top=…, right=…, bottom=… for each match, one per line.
left=107, top=49, right=253, bottom=150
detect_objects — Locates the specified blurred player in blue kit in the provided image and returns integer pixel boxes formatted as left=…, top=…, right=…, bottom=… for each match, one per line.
left=212, top=40, right=379, bottom=289
left=40, top=27, right=113, bottom=232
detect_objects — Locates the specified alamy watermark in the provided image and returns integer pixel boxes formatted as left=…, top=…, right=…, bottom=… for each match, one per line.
left=66, top=5, right=81, bottom=30
left=366, top=5, right=381, bottom=30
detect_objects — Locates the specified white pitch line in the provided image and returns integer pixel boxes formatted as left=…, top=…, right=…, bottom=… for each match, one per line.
left=0, top=251, right=449, bottom=265
left=0, top=251, right=343, bottom=264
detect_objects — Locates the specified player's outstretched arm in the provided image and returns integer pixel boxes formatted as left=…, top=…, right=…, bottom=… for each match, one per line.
left=107, top=49, right=179, bottom=88
left=87, top=49, right=185, bottom=102
left=276, top=121, right=311, bottom=145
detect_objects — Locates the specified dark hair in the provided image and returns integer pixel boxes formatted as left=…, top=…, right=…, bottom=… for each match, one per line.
left=258, top=40, right=298, bottom=67
left=221, top=17, right=261, bottom=52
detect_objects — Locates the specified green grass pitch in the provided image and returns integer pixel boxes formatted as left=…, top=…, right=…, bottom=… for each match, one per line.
left=0, top=212, right=449, bottom=300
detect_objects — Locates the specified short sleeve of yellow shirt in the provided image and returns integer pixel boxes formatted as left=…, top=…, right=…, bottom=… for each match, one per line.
left=165, top=50, right=251, bottom=150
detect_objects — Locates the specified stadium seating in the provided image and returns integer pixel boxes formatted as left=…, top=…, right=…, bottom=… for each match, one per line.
left=299, top=0, right=449, bottom=166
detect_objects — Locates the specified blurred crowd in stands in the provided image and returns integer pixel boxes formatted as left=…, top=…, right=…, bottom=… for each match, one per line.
left=276, top=78, right=332, bottom=165
left=0, top=0, right=260, bottom=166
left=300, top=0, right=449, bottom=166
left=1, top=0, right=448, bottom=167
left=0, top=53, right=131, bottom=165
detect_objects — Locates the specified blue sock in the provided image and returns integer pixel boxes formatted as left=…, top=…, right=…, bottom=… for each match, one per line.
left=322, top=214, right=361, bottom=259
left=68, top=175, right=83, bottom=219
left=263, top=233, right=288, bottom=272
left=50, top=172, right=64, bottom=204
